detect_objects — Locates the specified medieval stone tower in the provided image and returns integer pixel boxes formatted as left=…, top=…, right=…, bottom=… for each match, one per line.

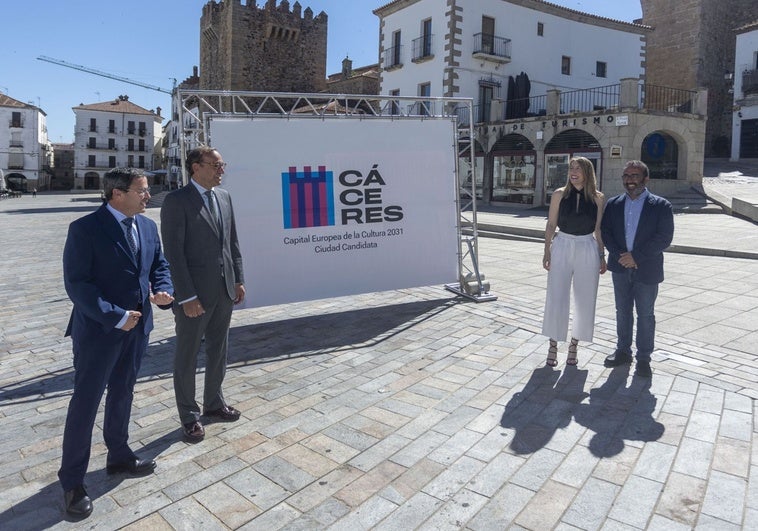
left=641, top=0, right=758, bottom=157
left=199, top=0, right=327, bottom=94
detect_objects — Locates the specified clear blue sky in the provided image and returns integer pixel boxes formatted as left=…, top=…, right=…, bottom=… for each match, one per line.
left=0, top=0, right=641, bottom=144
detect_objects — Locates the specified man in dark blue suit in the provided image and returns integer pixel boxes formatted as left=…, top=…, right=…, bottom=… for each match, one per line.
left=601, top=160, right=674, bottom=377
left=59, top=168, right=174, bottom=518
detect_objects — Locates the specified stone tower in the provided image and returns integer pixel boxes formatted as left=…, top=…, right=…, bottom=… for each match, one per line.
left=199, top=0, right=328, bottom=94
left=641, top=0, right=758, bottom=157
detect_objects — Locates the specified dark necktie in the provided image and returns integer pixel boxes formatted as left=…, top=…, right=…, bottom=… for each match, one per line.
left=122, top=217, right=138, bottom=256
left=205, top=190, right=222, bottom=232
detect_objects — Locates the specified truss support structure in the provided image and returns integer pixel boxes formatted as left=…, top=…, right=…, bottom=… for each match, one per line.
left=174, top=89, right=496, bottom=303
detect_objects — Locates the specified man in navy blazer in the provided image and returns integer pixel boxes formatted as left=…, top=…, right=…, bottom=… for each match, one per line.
left=59, top=168, right=174, bottom=518
left=601, top=160, right=674, bottom=377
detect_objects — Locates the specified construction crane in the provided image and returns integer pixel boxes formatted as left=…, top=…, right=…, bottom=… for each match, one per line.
left=37, top=55, right=175, bottom=94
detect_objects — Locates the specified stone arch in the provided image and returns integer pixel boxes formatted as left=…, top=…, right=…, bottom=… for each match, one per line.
left=84, top=172, right=101, bottom=190
left=631, top=121, right=690, bottom=182
left=5, top=173, right=27, bottom=192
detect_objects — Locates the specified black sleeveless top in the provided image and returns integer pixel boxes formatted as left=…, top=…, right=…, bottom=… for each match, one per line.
left=557, top=187, right=597, bottom=236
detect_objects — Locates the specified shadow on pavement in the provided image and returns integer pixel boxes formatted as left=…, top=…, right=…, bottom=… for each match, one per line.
left=0, top=298, right=457, bottom=403
left=0, top=462, right=144, bottom=528
left=4, top=205, right=101, bottom=215
left=573, top=366, right=665, bottom=457
left=500, top=365, right=589, bottom=454
left=500, top=364, right=665, bottom=457
left=227, top=298, right=458, bottom=367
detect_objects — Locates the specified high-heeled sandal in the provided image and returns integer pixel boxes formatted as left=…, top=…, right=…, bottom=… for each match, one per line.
left=546, top=340, right=558, bottom=367
left=567, top=338, right=579, bottom=365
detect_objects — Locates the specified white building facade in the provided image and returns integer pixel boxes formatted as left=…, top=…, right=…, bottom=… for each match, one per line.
left=72, top=95, right=163, bottom=190
left=731, top=21, right=758, bottom=160
left=374, top=0, right=706, bottom=205
left=0, top=94, right=52, bottom=193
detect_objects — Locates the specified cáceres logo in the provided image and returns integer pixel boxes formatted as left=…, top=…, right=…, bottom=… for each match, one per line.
left=281, top=164, right=403, bottom=229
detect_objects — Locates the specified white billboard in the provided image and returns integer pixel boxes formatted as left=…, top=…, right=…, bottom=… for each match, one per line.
left=209, top=117, right=460, bottom=308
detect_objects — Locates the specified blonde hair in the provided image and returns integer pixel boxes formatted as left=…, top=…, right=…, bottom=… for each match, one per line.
left=562, top=156, right=599, bottom=202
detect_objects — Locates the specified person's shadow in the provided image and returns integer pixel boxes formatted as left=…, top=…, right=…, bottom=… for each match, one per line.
left=573, top=366, right=665, bottom=457
left=500, top=365, right=589, bottom=454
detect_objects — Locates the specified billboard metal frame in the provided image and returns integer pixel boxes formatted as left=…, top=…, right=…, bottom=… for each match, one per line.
left=174, top=89, right=495, bottom=302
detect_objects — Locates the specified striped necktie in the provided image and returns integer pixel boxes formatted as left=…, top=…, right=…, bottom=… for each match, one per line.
left=122, top=217, right=138, bottom=256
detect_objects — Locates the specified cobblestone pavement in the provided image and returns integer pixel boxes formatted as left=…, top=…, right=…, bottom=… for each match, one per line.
left=0, top=191, right=756, bottom=530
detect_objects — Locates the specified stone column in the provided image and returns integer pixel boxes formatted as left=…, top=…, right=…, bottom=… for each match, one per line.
left=619, top=78, right=640, bottom=110
left=546, top=89, right=560, bottom=115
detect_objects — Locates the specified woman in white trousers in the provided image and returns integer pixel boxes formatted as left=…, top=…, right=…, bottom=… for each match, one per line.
left=542, top=157, right=606, bottom=366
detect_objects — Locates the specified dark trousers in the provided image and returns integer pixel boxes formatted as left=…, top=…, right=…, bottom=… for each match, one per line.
left=611, top=270, right=659, bottom=362
left=173, top=276, right=234, bottom=425
left=58, top=325, right=147, bottom=491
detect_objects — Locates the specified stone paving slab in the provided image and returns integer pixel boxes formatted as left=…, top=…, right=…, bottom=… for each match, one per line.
left=0, top=194, right=756, bottom=530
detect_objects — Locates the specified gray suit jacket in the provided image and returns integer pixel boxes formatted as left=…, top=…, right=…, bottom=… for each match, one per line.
left=160, top=183, right=244, bottom=306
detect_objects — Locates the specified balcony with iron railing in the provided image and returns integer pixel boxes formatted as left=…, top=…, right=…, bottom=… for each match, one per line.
left=641, top=84, right=695, bottom=113
left=9, top=120, right=24, bottom=128
left=472, top=33, right=511, bottom=63
left=558, top=84, right=621, bottom=114
left=382, top=45, right=403, bottom=70
left=85, top=143, right=118, bottom=150
left=412, top=35, right=434, bottom=62
left=454, top=81, right=699, bottom=127
left=741, top=69, right=758, bottom=96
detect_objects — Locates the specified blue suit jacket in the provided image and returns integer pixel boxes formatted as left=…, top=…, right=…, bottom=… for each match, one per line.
left=601, top=190, right=674, bottom=284
left=63, top=203, right=173, bottom=342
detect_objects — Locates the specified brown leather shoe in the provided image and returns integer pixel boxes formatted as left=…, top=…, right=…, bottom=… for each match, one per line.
left=203, top=405, right=241, bottom=422
left=182, top=421, right=205, bottom=442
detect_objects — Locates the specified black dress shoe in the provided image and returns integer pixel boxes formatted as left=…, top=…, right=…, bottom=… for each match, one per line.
left=106, top=458, right=156, bottom=476
left=183, top=420, right=205, bottom=442
left=64, top=485, right=92, bottom=518
left=634, top=361, right=653, bottom=377
left=203, top=405, right=241, bottom=422
left=604, top=350, right=633, bottom=367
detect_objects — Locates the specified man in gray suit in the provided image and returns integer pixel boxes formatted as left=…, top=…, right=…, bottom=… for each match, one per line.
left=161, top=146, right=246, bottom=442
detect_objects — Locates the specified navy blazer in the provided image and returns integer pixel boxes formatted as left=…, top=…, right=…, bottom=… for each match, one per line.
left=601, top=190, right=674, bottom=284
left=63, top=203, right=173, bottom=341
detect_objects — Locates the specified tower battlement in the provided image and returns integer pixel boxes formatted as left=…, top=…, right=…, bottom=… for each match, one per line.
left=200, top=0, right=328, bottom=93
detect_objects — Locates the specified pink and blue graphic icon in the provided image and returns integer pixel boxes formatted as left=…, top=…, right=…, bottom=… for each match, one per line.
left=281, top=165, right=335, bottom=229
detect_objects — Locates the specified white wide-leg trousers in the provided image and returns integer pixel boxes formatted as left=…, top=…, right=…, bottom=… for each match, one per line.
left=541, top=232, right=600, bottom=342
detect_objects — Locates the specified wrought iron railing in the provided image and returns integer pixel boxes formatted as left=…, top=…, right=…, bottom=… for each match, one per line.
left=412, top=35, right=433, bottom=61
left=741, top=69, right=758, bottom=96
left=382, top=45, right=403, bottom=69
left=559, top=84, right=621, bottom=113
left=641, top=84, right=695, bottom=113
left=505, top=95, right=547, bottom=119
left=473, top=33, right=511, bottom=60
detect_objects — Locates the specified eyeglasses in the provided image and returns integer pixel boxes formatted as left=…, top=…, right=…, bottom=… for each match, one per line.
left=201, top=161, right=227, bottom=170
left=122, top=187, right=151, bottom=197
